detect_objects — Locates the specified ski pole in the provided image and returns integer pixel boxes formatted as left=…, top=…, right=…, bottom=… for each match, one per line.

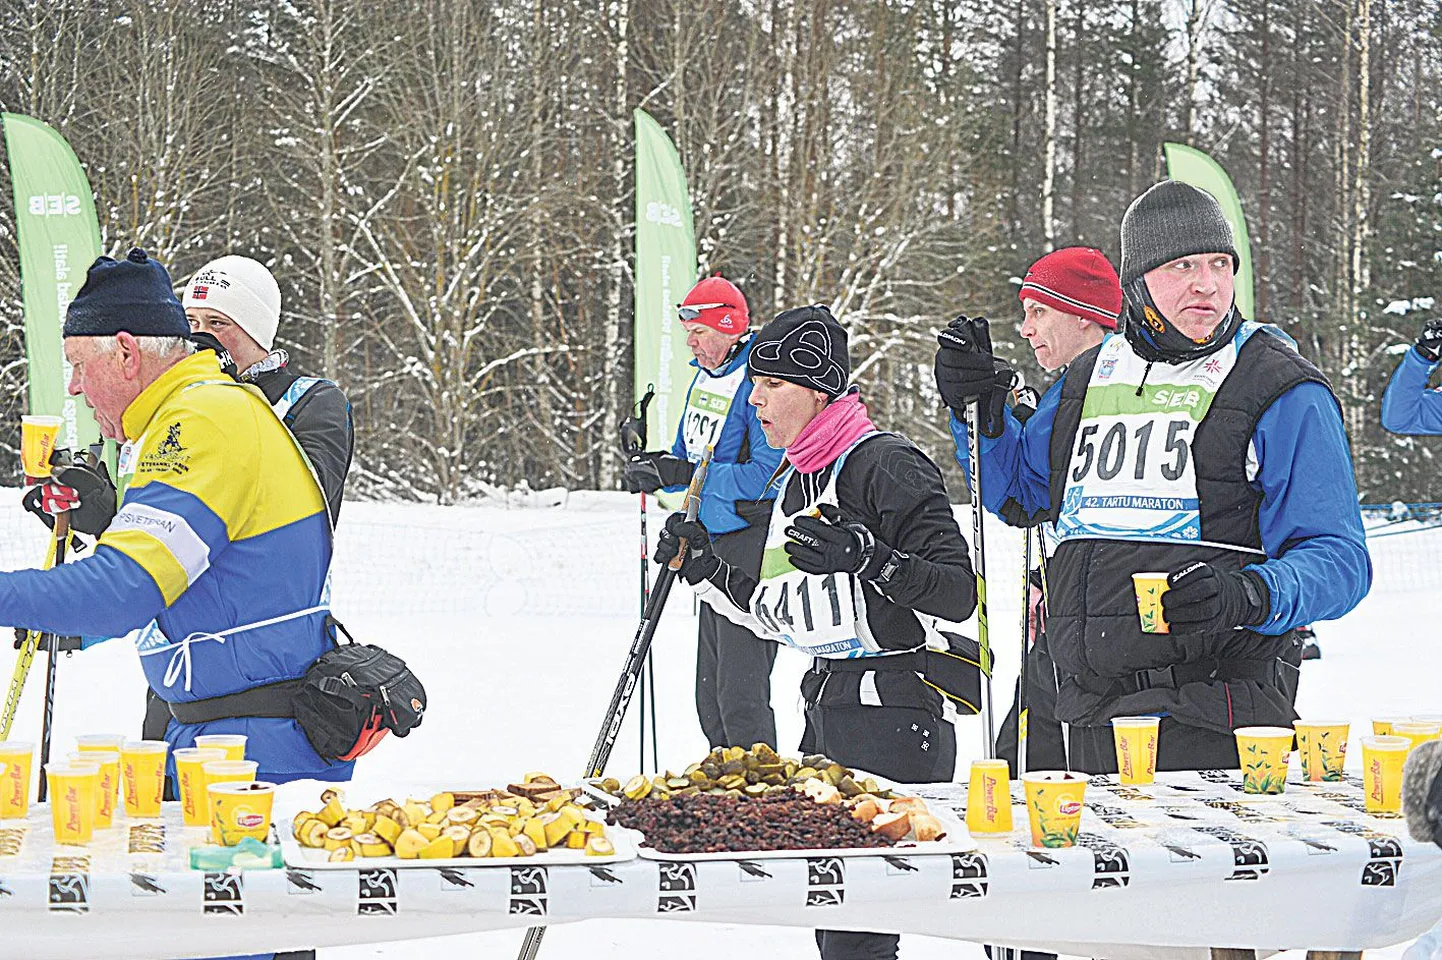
left=622, top=385, right=658, bottom=775
left=1016, top=526, right=1033, bottom=775
left=965, top=400, right=997, bottom=758
left=516, top=448, right=711, bottom=960
left=0, top=531, right=60, bottom=740
left=35, top=509, right=71, bottom=803
left=1036, top=535, right=1069, bottom=770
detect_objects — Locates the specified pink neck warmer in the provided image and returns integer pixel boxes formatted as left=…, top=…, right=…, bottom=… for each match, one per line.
left=787, top=390, right=877, bottom=474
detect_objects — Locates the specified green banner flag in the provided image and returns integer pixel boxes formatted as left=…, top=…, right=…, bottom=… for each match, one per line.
left=3, top=113, right=102, bottom=452
left=633, top=108, right=697, bottom=451
left=1163, top=142, right=1255, bottom=320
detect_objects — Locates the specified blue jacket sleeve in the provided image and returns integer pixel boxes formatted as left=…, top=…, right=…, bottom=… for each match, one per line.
left=1380, top=347, right=1442, bottom=435
left=1245, top=381, right=1372, bottom=633
left=949, top=378, right=1060, bottom=521
left=0, top=545, right=168, bottom=640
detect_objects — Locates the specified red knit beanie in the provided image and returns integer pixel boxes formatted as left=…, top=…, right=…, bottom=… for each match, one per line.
left=680, top=276, right=749, bottom=334
left=1017, top=247, right=1122, bottom=330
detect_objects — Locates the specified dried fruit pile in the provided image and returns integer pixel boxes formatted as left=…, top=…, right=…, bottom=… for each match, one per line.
left=290, top=774, right=614, bottom=862
left=602, top=745, right=949, bottom=852
left=612, top=791, right=893, bottom=854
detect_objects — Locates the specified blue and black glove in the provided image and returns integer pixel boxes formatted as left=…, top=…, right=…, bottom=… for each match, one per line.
left=1161, top=562, right=1270, bottom=635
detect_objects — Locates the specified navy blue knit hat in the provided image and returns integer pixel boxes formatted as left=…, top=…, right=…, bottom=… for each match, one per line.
left=63, top=248, right=189, bottom=338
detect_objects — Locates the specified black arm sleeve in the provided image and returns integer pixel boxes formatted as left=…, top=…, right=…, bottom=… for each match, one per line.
left=287, top=382, right=355, bottom=524
left=840, top=437, right=977, bottom=623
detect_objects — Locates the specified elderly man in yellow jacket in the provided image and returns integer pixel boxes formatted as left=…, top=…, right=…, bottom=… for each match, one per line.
left=1, top=248, right=349, bottom=786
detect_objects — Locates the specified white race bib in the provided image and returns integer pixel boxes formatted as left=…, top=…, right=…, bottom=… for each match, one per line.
left=1056, top=330, right=1254, bottom=551
left=681, top=364, right=746, bottom=461
left=751, top=435, right=885, bottom=658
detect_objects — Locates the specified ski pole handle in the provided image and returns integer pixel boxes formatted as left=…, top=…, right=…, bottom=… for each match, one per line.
left=668, top=447, right=713, bottom=572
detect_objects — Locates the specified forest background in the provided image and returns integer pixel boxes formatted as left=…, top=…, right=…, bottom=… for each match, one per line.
left=0, top=0, right=1438, bottom=503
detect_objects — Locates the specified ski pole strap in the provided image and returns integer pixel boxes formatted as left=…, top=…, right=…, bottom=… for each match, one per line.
left=166, top=678, right=304, bottom=724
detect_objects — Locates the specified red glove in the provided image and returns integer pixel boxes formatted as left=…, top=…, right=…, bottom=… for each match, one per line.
left=37, top=482, right=81, bottom=515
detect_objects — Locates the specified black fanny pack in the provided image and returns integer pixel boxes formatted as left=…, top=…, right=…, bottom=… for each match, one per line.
left=807, top=632, right=983, bottom=715
left=166, top=617, right=426, bottom=762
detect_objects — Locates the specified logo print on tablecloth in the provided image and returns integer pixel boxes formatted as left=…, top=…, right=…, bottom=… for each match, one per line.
left=129, top=872, right=166, bottom=897
left=358, top=868, right=399, bottom=916
left=509, top=865, right=548, bottom=916
left=48, top=855, right=90, bottom=913
left=286, top=869, right=322, bottom=894
left=657, top=861, right=697, bottom=913
left=1192, top=826, right=1269, bottom=880
left=950, top=852, right=989, bottom=899
left=203, top=872, right=244, bottom=915
left=1324, top=820, right=1404, bottom=887
left=806, top=857, right=845, bottom=907
left=1076, top=835, right=1131, bottom=889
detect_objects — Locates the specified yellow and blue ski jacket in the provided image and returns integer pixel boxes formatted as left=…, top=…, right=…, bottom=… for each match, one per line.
left=0, top=351, right=351, bottom=783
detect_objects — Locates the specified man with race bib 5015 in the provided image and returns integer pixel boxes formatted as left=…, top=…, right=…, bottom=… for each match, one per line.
left=935, top=181, right=1370, bottom=773
left=622, top=276, right=784, bottom=750
left=657, top=304, right=976, bottom=960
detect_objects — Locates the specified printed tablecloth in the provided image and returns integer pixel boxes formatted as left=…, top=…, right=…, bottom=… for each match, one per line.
left=3, top=771, right=1440, bottom=960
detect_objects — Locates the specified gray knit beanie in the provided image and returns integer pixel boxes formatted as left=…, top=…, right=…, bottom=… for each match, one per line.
left=1119, top=181, right=1239, bottom=286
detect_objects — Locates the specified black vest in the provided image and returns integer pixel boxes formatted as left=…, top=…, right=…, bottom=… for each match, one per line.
left=1044, top=329, right=1331, bottom=733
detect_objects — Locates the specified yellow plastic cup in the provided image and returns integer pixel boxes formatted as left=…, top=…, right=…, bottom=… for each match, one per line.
left=965, top=759, right=1014, bottom=834
left=1131, top=573, right=1171, bottom=634
left=1361, top=735, right=1411, bottom=813
left=174, top=748, right=226, bottom=827
left=20, top=415, right=62, bottom=479
left=45, top=763, right=97, bottom=845
left=1111, top=717, right=1162, bottom=785
left=0, top=742, right=34, bottom=819
left=69, top=751, right=119, bottom=828
left=1021, top=771, right=1089, bottom=848
left=76, top=734, right=127, bottom=754
left=120, top=741, right=168, bottom=819
left=1234, top=726, right=1293, bottom=794
left=208, top=780, right=276, bottom=845
left=1294, top=721, right=1349, bottom=783
left=1371, top=718, right=1411, bottom=737
left=1391, top=721, right=1441, bottom=753
left=193, top=734, right=247, bottom=762
left=202, top=759, right=258, bottom=786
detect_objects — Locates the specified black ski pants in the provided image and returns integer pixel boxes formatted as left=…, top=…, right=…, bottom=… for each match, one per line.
left=696, top=515, right=777, bottom=750
left=800, top=701, right=957, bottom=960
left=994, top=636, right=1068, bottom=775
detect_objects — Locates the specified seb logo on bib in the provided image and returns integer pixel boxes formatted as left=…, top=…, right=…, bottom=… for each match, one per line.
left=1151, top=388, right=1204, bottom=410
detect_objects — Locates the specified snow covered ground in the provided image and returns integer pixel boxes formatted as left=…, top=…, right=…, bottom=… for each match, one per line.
left=0, top=491, right=1436, bottom=959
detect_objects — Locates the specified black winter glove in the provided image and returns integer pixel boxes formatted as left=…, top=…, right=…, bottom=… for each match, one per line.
left=621, top=453, right=695, bottom=494
left=189, top=331, right=239, bottom=379
left=783, top=503, right=895, bottom=582
left=653, top=512, right=720, bottom=585
left=934, top=315, right=1016, bottom=438
left=21, top=460, right=118, bottom=537
left=1416, top=318, right=1442, bottom=363
left=1160, top=562, right=1270, bottom=636
left=1403, top=740, right=1442, bottom=849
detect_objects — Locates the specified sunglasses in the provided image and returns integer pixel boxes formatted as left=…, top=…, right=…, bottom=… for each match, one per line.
left=677, top=302, right=734, bottom=321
